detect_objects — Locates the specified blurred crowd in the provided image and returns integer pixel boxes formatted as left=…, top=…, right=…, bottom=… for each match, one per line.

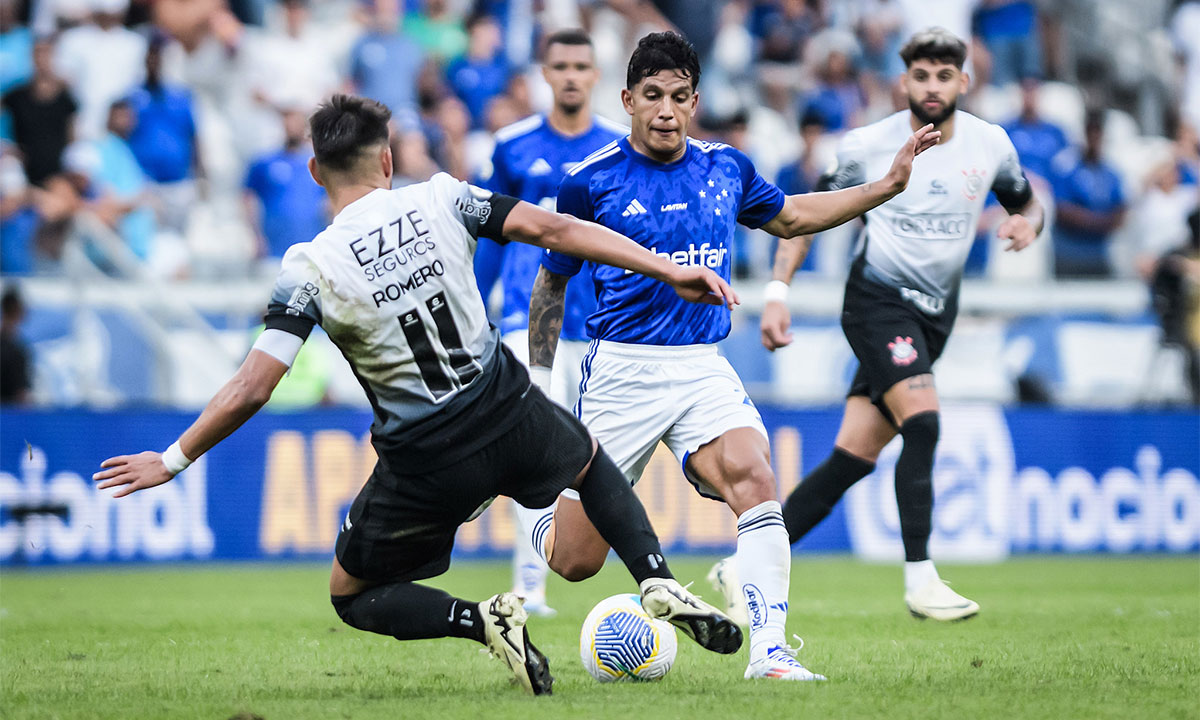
left=0, top=0, right=1197, bottom=288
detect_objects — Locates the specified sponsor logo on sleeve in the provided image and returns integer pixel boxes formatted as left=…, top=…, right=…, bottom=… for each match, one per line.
left=285, top=282, right=319, bottom=316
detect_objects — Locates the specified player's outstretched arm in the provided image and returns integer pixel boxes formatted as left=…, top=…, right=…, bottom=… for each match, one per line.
left=761, top=123, right=940, bottom=239
left=501, top=200, right=740, bottom=308
left=92, top=350, right=288, bottom=497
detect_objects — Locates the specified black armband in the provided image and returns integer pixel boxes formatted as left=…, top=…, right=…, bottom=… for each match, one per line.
left=480, top=193, right=520, bottom=242
left=993, top=164, right=1034, bottom=210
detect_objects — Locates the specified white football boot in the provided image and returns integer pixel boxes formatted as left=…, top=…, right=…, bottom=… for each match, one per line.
left=639, top=577, right=743, bottom=655
left=479, top=592, right=553, bottom=695
left=744, top=641, right=827, bottom=681
left=905, top=578, right=980, bottom=621
left=706, top=556, right=750, bottom=627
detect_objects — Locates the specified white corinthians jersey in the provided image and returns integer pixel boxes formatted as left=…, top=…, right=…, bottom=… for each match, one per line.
left=264, top=173, right=524, bottom=462
left=821, top=110, right=1031, bottom=304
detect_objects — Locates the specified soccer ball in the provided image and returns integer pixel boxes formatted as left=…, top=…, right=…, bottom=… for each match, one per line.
left=579, top=593, right=678, bottom=682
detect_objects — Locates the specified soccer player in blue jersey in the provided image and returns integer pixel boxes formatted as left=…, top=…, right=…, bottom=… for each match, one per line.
left=474, top=29, right=626, bottom=617
left=524, top=32, right=939, bottom=681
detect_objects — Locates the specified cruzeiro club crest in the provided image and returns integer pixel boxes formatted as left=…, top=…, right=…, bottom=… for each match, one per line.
left=962, top=167, right=985, bottom=200
left=888, top=336, right=918, bottom=366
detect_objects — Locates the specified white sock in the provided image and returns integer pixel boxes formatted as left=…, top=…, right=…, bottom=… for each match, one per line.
left=904, top=559, right=940, bottom=595
left=736, top=500, right=790, bottom=663
left=512, top=501, right=554, bottom=603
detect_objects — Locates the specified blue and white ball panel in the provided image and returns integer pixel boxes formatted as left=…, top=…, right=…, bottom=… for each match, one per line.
left=573, top=341, right=768, bottom=496
left=580, top=594, right=677, bottom=682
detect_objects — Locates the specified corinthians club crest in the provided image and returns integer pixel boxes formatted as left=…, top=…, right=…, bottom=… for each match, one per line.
left=962, top=167, right=985, bottom=200
left=888, top=336, right=918, bottom=366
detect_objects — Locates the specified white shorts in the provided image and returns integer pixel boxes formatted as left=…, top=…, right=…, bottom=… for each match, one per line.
left=575, top=340, right=768, bottom=500
left=502, top=329, right=589, bottom=409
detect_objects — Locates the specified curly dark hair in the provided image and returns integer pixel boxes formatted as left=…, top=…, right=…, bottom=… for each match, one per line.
left=626, top=31, right=701, bottom=91
left=899, top=27, right=968, bottom=69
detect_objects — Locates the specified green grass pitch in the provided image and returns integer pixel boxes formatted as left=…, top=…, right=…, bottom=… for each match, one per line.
left=2, top=556, right=1197, bottom=720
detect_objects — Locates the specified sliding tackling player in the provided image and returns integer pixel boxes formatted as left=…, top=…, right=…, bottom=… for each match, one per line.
left=93, top=94, right=744, bottom=696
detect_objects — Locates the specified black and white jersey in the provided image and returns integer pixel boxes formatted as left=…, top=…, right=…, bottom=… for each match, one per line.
left=262, top=172, right=524, bottom=469
left=820, top=110, right=1032, bottom=305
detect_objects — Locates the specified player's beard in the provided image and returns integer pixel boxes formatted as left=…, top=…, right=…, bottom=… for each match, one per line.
left=909, top=96, right=957, bottom=126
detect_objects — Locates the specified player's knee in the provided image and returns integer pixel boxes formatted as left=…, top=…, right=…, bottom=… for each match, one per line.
left=898, top=411, right=939, bottom=448
left=331, top=593, right=358, bottom=624
left=549, top=552, right=603, bottom=582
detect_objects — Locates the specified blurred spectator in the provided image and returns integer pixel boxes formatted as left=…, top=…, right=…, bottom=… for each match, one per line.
left=242, top=107, right=327, bottom=262
left=54, top=0, right=146, bottom=140
left=1, top=36, right=77, bottom=186
left=855, top=0, right=906, bottom=83
left=350, top=0, right=425, bottom=127
left=0, top=144, right=37, bottom=273
left=0, top=0, right=33, bottom=94
left=247, top=0, right=339, bottom=116
left=70, top=99, right=157, bottom=261
left=1050, top=110, right=1126, bottom=278
left=1002, top=77, right=1068, bottom=181
left=429, top=94, right=472, bottom=180
left=125, top=35, right=203, bottom=233
left=775, top=107, right=830, bottom=197
left=404, top=0, right=468, bottom=64
left=1132, top=129, right=1200, bottom=280
left=754, top=0, right=821, bottom=64
left=797, top=46, right=865, bottom=132
left=447, top=13, right=510, bottom=129
left=971, top=0, right=1040, bottom=86
left=1172, top=0, right=1200, bottom=130
left=1149, top=208, right=1200, bottom=405
left=389, top=126, right=438, bottom=187
left=0, top=284, right=31, bottom=404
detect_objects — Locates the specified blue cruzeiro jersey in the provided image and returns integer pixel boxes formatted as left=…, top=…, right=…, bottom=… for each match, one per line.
left=475, top=113, right=626, bottom=341
left=543, top=136, right=785, bottom=345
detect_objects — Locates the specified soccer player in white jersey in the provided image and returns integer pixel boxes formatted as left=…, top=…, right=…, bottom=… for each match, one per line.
left=473, top=29, right=626, bottom=617
left=752, top=28, right=1045, bottom=621
left=523, top=32, right=939, bottom=681
left=92, top=95, right=747, bottom=696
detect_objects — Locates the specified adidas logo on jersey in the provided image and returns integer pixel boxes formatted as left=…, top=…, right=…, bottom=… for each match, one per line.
left=622, top=199, right=648, bottom=217
left=529, top=158, right=552, bottom=176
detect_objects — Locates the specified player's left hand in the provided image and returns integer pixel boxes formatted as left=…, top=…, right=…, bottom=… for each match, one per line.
left=885, top=123, right=941, bottom=192
left=93, top=451, right=175, bottom=498
left=997, top=213, right=1037, bottom=251
left=669, top=266, right=741, bottom=309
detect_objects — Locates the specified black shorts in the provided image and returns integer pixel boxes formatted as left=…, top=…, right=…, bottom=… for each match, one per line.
left=841, top=264, right=956, bottom=420
left=335, top=386, right=593, bottom=584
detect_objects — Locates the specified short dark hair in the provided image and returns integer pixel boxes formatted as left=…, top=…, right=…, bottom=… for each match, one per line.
left=899, top=27, right=968, bottom=69
left=309, top=94, right=391, bottom=172
left=1, top=286, right=23, bottom=317
left=626, top=31, right=700, bottom=91
left=542, top=28, right=592, bottom=58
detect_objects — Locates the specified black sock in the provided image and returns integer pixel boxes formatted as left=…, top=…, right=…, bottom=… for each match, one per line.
left=332, top=582, right=486, bottom=644
left=782, top=447, right=876, bottom=544
left=577, top=447, right=672, bottom=585
left=895, top=411, right=939, bottom=562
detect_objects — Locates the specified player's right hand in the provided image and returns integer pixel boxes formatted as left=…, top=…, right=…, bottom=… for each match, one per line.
left=93, top=451, right=174, bottom=498
left=670, top=266, right=740, bottom=309
left=760, top=300, right=794, bottom=350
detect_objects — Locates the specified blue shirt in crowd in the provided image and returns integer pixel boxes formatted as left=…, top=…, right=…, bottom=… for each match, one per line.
left=349, top=31, right=424, bottom=127
left=1003, top=117, right=1068, bottom=181
left=543, top=136, right=785, bottom=346
left=126, top=84, right=197, bottom=183
left=447, top=52, right=509, bottom=128
left=243, top=147, right=328, bottom=259
left=1051, top=150, right=1126, bottom=271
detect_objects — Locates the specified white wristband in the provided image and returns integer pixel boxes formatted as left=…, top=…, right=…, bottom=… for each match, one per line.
left=161, top=441, right=193, bottom=476
left=764, top=280, right=790, bottom=304
left=528, top=365, right=552, bottom=393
